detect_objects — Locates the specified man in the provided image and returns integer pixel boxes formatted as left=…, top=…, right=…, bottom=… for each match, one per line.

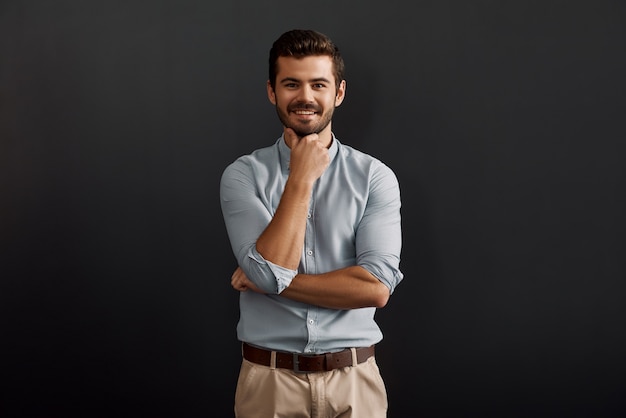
left=220, top=29, right=403, bottom=418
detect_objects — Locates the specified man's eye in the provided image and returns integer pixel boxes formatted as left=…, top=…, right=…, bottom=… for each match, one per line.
left=313, top=84, right=325, bottom=89
left=285, top=83, right=297, bottom=88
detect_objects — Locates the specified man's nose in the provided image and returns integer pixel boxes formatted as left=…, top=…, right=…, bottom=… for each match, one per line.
left=296, top=85, right=314, bottom=102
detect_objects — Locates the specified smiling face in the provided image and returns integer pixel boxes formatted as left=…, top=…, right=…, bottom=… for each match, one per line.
left=268, top=55, right=346, bottom=145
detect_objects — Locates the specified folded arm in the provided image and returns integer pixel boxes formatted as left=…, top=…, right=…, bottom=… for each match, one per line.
left=232, top=265, right=389, bottom=309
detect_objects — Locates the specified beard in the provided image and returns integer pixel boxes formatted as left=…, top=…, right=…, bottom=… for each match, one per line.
left=275, top=101, right=335, bottom=138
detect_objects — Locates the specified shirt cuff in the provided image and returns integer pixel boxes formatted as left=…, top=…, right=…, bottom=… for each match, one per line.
left=248, top=247, right=298, bottom=294
left=266, top=259, right=298, bottom=293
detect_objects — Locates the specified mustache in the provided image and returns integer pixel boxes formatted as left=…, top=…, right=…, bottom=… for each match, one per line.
left=288, top=103, right=321, bottom=112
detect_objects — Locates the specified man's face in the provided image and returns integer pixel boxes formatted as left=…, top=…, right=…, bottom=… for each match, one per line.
left=268, top=55, right=346, bottom=138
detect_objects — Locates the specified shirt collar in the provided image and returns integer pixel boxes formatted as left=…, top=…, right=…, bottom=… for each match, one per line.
left=278, top=133, right=340, bottom=173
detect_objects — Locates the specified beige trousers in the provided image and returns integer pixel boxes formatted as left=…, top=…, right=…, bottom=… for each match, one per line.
left=234, top=355, right=388, bottom=418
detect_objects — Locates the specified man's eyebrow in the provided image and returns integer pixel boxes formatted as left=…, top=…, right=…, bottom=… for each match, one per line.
left=279, top=77, right=332, bottom=84
left=310, top=77, right=331, bottom=84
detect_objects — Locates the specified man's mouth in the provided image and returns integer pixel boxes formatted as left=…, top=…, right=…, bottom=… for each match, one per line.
left=293, top=110, right=316, bottom=115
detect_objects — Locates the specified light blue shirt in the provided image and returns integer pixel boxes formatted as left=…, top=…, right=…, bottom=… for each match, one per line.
left=220, top=134, right=403, bottom=354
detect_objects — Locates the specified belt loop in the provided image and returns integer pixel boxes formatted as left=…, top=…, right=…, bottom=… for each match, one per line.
left=350, top=347, right=357, bottom=367
left=270, top=350, right=277, bottom=369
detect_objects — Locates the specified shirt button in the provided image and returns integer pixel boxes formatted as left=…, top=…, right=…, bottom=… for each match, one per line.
left=308, top=319, right=314, bottom=325
left=307, top=212, right=311, bottom=218
left=307, top=250, right=313, bottom=256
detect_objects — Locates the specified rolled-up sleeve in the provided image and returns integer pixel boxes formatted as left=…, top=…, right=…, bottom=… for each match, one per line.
left=356, top=161, right=404, bottom=294
left=220, top=158, right=297, bottom=294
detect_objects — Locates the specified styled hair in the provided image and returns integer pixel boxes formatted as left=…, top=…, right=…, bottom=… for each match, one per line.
left=268, top=29, right=345, bottom=90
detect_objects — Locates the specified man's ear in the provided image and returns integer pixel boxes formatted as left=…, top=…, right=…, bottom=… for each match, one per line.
left=335, top=79, right=346, bottom=107
left=267, top=80, right=276, bottom=105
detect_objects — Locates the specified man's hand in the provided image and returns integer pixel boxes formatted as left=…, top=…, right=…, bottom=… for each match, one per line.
left=231, top=267, right=264, bottom=293
left=284, top=128, right=330, bottom=184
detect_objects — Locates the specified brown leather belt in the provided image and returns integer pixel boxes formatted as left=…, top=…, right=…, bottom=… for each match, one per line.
left=242, top=342, right=375, bottom=373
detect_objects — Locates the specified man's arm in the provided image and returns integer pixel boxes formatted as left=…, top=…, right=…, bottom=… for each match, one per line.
left=231, top=266, right=390, bottom=309
left=281, top=266, right=390, bottom=309
left=255, top=128, right=329, bottom=270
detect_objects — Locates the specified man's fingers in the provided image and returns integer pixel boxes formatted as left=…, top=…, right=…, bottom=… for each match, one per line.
left=284, top=128, right=320, bottom=146
left=284, top=128, right=299, bottom=148
left=231, top=267, right=247, bottom=291
left=232, top=277, right=248, bottom=291
left=231, top=266, right=265, bottom=294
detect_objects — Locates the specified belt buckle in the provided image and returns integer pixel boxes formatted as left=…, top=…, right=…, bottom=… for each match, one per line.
left=292, top=353, right=302, bottom=373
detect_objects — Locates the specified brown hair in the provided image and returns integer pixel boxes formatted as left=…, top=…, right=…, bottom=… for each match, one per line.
left=268, top=29, right=345, bottom=91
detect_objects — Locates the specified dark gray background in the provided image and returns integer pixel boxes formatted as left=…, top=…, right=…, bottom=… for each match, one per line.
left=1, top=1, right=625, bottom=417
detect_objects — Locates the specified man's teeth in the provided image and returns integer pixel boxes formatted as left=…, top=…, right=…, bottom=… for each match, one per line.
left=295, top=110, right=315, bottom=115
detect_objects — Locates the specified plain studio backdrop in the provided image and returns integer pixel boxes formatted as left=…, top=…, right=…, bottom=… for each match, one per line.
left=1, top=1, right=625, bottom=417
